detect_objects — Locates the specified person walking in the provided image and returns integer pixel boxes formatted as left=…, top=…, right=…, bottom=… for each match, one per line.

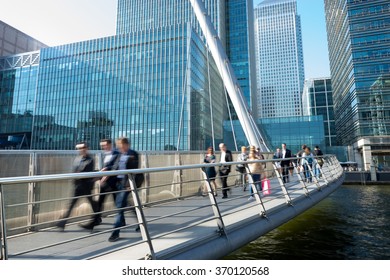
left=80, top=139, right=120, bottom=231
left=280, top=143, right=292, bottom=183
left=236, top=146, right=248, bottom=191
left=297, top=144, right=308, bottom=180
left=203, top=147, right=218, bottom=196
left=108, top=137, right=142, bottom=242
left=218, top=143, right=232, bottom=199
left=313, top=145, right=324, bottom=178
left=247, top=151, right=264, bottom=201
left=302, top=146, right=315, bottom=182
left=56, top=142, right=97, bottom=230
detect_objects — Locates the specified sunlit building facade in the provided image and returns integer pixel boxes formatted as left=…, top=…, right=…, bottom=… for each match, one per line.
left=254, top=0, right=305, bottom=118
left=324, top=0, right=390, bottom=169
left=302, top=78, right=337, bottom=147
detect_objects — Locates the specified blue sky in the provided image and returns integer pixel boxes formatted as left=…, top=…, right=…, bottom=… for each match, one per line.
left=0, top=0, right=330, bottom=78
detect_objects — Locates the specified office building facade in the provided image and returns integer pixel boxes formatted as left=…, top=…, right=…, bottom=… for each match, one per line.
left=254, top=0, right=305, bottom=118
left=0, top=20, right=47, bottom=57
left=302, top=78, right=337, bottom=147
left=0, top=25, right=225, bottom=151
left=324, top=0, right=390, bottom=170
left=225, top=0, right=257, bottom=116
left=1, top=1, right=229, bottom=151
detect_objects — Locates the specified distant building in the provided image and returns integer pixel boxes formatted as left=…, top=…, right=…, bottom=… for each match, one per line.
left=324, top=0, right=390, bottom=170
left=254, top=0, right=305, bottom=118
left=0, top=20, right=47, bottom=57
left=224, top=116, right=326, bottom=155
left=302, top=78, right=337, bottom=147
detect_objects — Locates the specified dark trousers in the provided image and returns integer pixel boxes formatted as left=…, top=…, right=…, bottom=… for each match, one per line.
left=111, top=182, right=131, bottom=237
left=281, top=164, right=290, bottom=183
left=219, top=170, right=230, bottom=197
left=95, top=179, right=117, bottom=221
left=61, top=184, right=97, bottom=223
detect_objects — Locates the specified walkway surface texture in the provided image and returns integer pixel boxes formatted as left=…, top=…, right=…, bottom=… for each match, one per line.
left=6, top=173, right=341, bottom=260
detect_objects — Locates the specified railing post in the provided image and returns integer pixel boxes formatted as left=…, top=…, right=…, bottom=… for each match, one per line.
left=171, top=153, right=182, bottom=198
left=291, top=162, right=310, bottom=196
left=128, top=175, right=156, bottom=260
left=0, top=184, right=8, bottom=260
left=141, top=153, right=150, bottom=204
left=201, top=169, right=227, bottom=236
left=271, top=162, right=293, bottom=205
left=317, top=156, right=329, bottom=184
left=325, top=156, right=336, bottom=182
left=307, top=163, right=322, bottom=191
left=245, top=168, right=267, bottom=217
left=27, top=152, right=37, bottom=231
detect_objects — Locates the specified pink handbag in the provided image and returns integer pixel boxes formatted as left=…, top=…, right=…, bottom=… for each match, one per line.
left=262, top=178, right=271, bottom=195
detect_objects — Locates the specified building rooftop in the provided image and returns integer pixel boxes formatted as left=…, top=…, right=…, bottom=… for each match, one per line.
left=258, top=0, right=295, bottom=7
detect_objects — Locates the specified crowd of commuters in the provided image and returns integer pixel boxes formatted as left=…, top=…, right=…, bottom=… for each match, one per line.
left=201, top=142, right=325, bottom=200
left=58, top=139, right=324, bottom=241
left=57, top=137, right=143, bottom=242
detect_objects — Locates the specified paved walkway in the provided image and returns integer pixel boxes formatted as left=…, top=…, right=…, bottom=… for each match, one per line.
left=6, top=174, right=329, bottom=260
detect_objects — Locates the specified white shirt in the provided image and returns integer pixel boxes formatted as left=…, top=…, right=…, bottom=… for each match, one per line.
left=103, top=151, right=113, bottom=165
left=220, top=151, right=226, bottom=163
left=282, top=149, right=286, bottom=159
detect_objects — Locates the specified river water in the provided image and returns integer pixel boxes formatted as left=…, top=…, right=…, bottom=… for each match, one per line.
left=226, top=184, right=390, bottom=260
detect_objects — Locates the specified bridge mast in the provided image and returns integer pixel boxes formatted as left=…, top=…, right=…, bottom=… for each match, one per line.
left=188, top=0, right=268, bottom=151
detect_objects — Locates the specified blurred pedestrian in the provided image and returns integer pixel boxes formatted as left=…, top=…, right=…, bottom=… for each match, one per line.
left=218, top=143, right=232, bottom=199
left=203, top=147, right=218, bottom=196
left=56, top=142, right=96, bottom=230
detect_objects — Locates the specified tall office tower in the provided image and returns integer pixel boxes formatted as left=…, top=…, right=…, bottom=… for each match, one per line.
left=302, top=78, right=337, bottom=147
left=324, top=0, right=390, bottom=170
left=225, top=0, right=257, bottom=117
left=117, top=0, right=257, bottom=115
left=254, top=0, right=305, bottom=118
left=116, top=0, right=225, bottom=39
left=0, top=20, right=47, bottom=56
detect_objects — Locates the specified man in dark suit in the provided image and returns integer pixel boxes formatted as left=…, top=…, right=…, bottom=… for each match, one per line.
left=218, top=143, right=233, bottom=199
left=57, top=142, right=96, bottom=230
left=80, top=139, right=120, bottom=231
left=108, top=137, right=143, bottom=242
left=280, top=143, right=292, bottom=183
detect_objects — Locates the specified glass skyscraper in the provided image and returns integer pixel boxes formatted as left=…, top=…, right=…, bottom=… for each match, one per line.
left=225, top=0, right=257, bottom=115
left=32, top=24, right=224, bottom=151
left=324, top=0, right=390, bottom=169
left=302, top=78, right=337, bottom=147
left=254, top=0, right=305, bottom=118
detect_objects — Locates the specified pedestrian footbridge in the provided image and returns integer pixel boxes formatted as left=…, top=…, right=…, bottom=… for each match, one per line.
left=0, top=151, right=344, bottom=260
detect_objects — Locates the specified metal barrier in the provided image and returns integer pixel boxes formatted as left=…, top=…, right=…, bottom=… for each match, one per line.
left=0, top=154, right=343, bottom=260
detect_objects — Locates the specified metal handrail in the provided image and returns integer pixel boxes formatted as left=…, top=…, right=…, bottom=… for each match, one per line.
left=0, top=156, right=326, bottom=185
left=0, top=155, right=341, bottom=260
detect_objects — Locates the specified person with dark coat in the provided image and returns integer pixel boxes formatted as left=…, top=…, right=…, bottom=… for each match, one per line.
left=203, top=147, right=218, bottom=196
left=280, top=143, right=292, bottom=183
left=57, top=142, right=96, bottom=230
left=108, top=137, right=142, bottom=242
left=80, top=139, right=120, bottom=231
left=218, top=143, right=233, bottom=199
